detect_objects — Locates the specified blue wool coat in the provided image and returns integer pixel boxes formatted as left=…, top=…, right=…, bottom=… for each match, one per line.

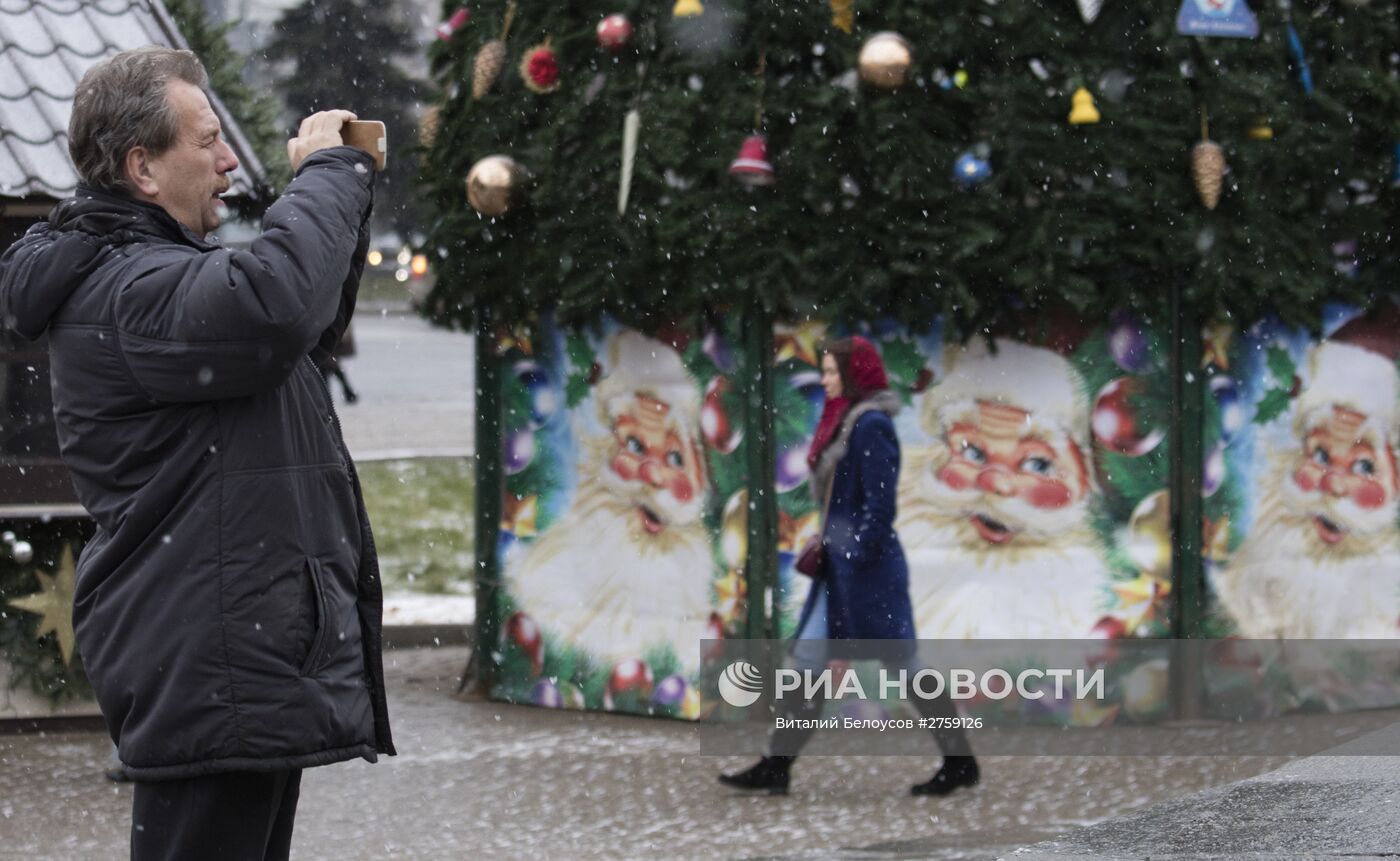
left=797, top=409, right=916, bottom=641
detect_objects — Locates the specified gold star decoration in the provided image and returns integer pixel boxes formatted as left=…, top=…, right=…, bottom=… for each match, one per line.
left=777, top=510, right=820, bottom=554
left=494, top=325, right=534, bottom=357
left=1201, top=321, right=1233, bottom=370
left=1202, top=514, right=1231, bottom=563
left=501, top=493, right=539, bottom=538
left=829, top=0, right=854, bottom=32
left=774, top=321, right=826, bottom=367
left=1111, top=572, right=1172, bottom=634
left=715, top=569, right=747, bottom=626
left=1071, top=698, right=1120, bottom=728
left=7, top=544, right=78, bottom=666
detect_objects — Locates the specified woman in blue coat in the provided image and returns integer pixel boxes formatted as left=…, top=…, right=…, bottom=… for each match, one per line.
left=720, top=336, right=978, bottom=796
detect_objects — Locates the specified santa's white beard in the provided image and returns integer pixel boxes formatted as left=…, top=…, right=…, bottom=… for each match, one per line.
left=896, top=445, right=1113, bottom=639
left=1216, top=457, right=1400, bottom=639
left=506, top=467, right=715, bottom=674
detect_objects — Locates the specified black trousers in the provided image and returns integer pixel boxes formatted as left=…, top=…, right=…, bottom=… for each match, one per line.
left=131, top=769, right=302, bottom=861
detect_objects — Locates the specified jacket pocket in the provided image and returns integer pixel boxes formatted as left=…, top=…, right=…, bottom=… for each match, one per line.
left=298, top=556, right=333, bottom=677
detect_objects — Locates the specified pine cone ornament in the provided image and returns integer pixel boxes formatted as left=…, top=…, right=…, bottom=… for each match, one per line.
left=1191, top=140, right=1226, bottom=210
left=420, top=105, right=440, bottom=149
left=472, top=39, right=507, bottom=100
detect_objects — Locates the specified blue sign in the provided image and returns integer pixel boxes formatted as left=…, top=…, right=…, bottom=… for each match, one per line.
left=1176, top=0, right=1260, bottom=39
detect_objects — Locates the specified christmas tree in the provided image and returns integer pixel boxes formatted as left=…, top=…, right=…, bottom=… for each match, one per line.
left=265, top=0, right=429, bottom=235
left=419, top=0, right=1399, bottom=335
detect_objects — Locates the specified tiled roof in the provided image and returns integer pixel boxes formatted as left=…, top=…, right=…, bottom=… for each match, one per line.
left=0, top=0, right=266, bottom=202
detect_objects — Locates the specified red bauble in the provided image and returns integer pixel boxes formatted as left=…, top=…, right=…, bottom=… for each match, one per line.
left=503, top=611, right=544, bottom=675
left=521, top=43, right=560, bottom=93
left=596, top=14, right=633, bottom=52
left=1090, top=616, right=1127, bottom=639
left=912, top=367, right=935, bottom=394
left=1087, top=616, right=1127, bottom=666
left=607, top=658, right=654, bottom=696
left=702, top=612, right=726, bottom=661
left=701, top=377, right=742, bottom=453
left=1092, top=377, right=1164, bottom=456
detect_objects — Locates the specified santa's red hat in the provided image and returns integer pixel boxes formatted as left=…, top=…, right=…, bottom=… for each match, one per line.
left=1296, top=302, right=1400, bottom=442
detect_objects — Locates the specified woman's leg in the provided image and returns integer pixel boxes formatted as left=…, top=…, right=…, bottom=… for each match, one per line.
left=719, top=586, right=831, bottom=793
left=893, top=650, right=980, bottom=796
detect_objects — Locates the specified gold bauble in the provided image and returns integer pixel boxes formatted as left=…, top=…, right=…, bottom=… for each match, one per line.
left=1122, top=658, right=1171, bottom=720
left=857, top=31, right=913, bottom=89
left=466, top=155, right=523, bottom=216
left=1126, top=489, right=1172, bottom=581
left=720, top=489, right=748, bottom=569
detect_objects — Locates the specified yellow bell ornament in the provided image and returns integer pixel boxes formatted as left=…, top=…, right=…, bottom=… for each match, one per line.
left=1068, top=87, right=1100, bottom=125
left=673, top=0, right=703, bottom=17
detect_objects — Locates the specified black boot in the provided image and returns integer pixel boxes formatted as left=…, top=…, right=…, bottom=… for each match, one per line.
left=911, top=755, right=979, bottom=797
left=718, top=755, right=793, bottom=795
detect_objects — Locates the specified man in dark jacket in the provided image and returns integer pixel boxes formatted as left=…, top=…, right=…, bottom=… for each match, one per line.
left=0, top=47, right=393, bottom=859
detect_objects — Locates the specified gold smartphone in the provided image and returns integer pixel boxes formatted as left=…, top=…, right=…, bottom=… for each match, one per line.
left=342, top=120, right=387, bottom=171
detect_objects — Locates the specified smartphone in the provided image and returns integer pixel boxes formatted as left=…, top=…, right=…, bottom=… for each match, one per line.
left=342, top=120, right=387, bottom=172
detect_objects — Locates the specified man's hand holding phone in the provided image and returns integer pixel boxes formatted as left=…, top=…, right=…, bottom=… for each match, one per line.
left=286, top=110, right=357, bottom=173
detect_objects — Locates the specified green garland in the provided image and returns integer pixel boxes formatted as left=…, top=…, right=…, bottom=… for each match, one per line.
left=420, top=1, right=1400, bottom=337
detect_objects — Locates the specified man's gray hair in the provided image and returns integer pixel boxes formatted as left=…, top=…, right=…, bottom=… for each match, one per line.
left=69, top=47, right=209, bottom=193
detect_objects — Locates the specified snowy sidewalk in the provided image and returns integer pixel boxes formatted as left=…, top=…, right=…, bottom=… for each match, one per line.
left=0, top=645, right=1308, bottom=861
left=335, top=308, right=475, bottom=462
left=1006, top=730, right=1400, bottom=861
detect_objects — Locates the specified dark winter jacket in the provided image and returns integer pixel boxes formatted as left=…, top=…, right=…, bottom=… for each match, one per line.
left=0, top=147, right=394, bottom=780
left=799, top=391, right=916, bottom=642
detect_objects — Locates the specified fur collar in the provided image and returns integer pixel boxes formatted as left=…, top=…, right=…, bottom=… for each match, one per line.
left=810, top=389, right=902, bottom=506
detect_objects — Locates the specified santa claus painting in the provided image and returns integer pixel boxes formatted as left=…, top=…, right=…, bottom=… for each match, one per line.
left=506, top=331, right=716, bottom=672
left=1215, top=314, right=1400, bottom=639
left=897, top=339, right=1114, bottom=638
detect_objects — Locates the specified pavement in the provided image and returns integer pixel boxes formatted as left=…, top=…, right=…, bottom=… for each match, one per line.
left=1008, top=749, right=1400, bottom=860
left=7, top=643, right=1368, bottom=861
left=334, top=306, right=475, bottom=461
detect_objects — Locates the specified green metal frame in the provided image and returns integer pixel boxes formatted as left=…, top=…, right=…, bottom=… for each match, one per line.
left=741, top=305, right=778, bottom=642
left=471, top=306, right=503, bottom=694
left=1169, top=280, right=1206, bottom=718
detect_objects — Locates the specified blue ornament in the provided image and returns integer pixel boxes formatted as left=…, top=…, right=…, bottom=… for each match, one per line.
left=514, top=361, right=559, bottom=429
left=775, top=443, right=810, bottom=492
left=1391, top=142, right=1400, bottom=189
left=702, top=329, right=738, bottom=374
left=1108, top=313, right=1152, bottom=374
left=1210, top=375, right=1246, bottom=444
left=503, top=429, right=535, bottom=474
left=790, top=371, right=827, bottom=425
left=531, top=679, right=564, bottom=708
left=953, top=151, right=992, bottom=188
left=651, top=674, right=688, bottom=708
left=1203, top=443, right=1226, bottom=497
